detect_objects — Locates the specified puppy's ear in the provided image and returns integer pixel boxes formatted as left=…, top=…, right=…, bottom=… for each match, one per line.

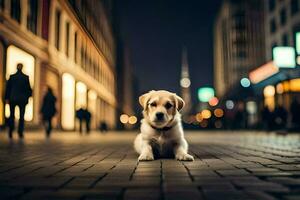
left=173, top=93, right=185, bottom=111
left=139, top=90, right=155, bottom=109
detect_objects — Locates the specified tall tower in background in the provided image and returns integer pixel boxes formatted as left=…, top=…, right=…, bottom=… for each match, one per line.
left=180, top=47, right=192, bottom=118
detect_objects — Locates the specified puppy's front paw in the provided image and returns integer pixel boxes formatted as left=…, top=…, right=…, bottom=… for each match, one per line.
left=176, top=153, right=194, bottom=161
left=138, top=153, right=154, bottom=161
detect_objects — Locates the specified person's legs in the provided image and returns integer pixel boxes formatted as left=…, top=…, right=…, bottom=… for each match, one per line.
left=79, top=119, right=83, bottom=133
left=86, top=120, right=90, bottom=133
left=47, top=118, right=52, bottom=136
left=8, top=103, right=16, bottom=138
left=18, top=104, right=26, bottom=138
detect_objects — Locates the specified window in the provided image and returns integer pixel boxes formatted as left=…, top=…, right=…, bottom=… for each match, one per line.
left=11, top=0, right=21, bottom=23
left=280, top=9, right=287, bottom=26
left=65, top=22, right=70, bottom=56
left=0, top=0, right=5, bottom=9
left=268, top=0, right=276, bottom=11
left=282, top=34, right=289, bottom=46
left=291, top=0, right=299, bottom=15
left=270, top=18, right=276, bottom=33
left=27, top=0, right=38, bottom=34
left=74, top=32, right=78, bottom=63
left=55, top=9, right=61, bottom=50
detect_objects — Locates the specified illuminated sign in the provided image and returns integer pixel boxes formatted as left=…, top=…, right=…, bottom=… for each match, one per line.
left=240, top=78, right=251, bottom=88
left=249, top=62, right=279, bottom=84
left=296, top=32, right=300, bottom=55
left=198, top=87, right=215, bottom=102
left=273, top=47, right=296, bottom=68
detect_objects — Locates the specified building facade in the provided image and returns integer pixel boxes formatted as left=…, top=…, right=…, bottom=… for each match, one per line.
left=214, top=0, right=266, bottom=97
left=0, top=0, right=117, bottom=130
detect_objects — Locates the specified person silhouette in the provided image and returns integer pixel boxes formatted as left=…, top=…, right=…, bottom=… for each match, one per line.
left=5, top=63, right=32, bottom=139
left=40, top=87, right=57, bottom=137
left=76, top=108, right=85, bottom=133
left=84, top=109, right=91, bottom=133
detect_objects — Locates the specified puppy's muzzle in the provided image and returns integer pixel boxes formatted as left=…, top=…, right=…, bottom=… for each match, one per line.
left=155, top=112, right=164, bottom=121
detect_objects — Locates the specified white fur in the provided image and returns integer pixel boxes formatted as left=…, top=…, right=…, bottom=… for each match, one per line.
left=134, top=112, right=194, bottom=161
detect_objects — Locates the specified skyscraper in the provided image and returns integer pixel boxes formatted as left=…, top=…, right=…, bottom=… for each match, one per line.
left=180, top=47, right=192, bottom=117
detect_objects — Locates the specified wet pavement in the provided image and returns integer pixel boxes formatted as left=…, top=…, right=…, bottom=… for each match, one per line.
left=0, top=130, right=300, bottom=200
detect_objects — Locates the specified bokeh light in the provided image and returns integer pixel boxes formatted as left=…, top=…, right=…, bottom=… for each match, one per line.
left=201, top=109, right=211, bottom=119
left=209, top=97, right=219, bottom=106
left=195, top=113, right=203, bottom=122
left=240, top=78, right=251, bottom=88
left=225, top=100, right=234, bottom=110
left=180, top=78, right=191, bottom=88
left=214, top=108, right=224, bottom=118
left=263, top=85, right=275, bottom=97
left=128, top=116, right=138, bottom=124
left=120, top=114, right=129, bottom=124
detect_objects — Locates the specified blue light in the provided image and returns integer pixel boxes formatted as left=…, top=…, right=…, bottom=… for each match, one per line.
left=240, top=78, right=251, bottom=88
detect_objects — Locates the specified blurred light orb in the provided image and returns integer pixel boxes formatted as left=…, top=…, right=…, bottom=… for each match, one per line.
left=198, top=87, right=215, bottom=102
left=120, top=114, right=129, bottom=124
left=128, top=116, right=138, bottom=125
left=215, top=120, right=222, bottom=129
left=225, top=100, right=234, bottom=110
left=214, top=108, right=224, bottom=118
left=240, top=78, right=251, bottom=88
left=180, top=78, right=191, bottom=88
left=264, top=85, right=275, bottom=97
left=276, top=83, right=284, bottom=94
left=246, top=101, right=257, bottom=115
left=195, top=113, right=203, bottom=122
left=201, top=109, right=211, bottom=119
left=200, top=120, right=208, bottom=128
left=209, top=97, right=219, bottom=106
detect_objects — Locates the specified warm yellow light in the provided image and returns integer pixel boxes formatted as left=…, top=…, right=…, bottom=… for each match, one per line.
left=76, top=82, right=87, bottom=109
left=128, top=116, right=138, bottom=125
left=290, top=79, right=300, bottom=92
left=62, top=73, right=75, bottom=130
left=195, top=113, right=203, bottom=122
left=214, top=108, right=224, bottom=118
left=276, top=83, right=284, bottom=94
left=120, top=114, right=129, bottom=124
left=283, top=81, right=290, bottom=92
left=201, top=110, right=211, bottom=119
left=6, top=45, right=35, bottom=121
left=263, top=85, right=275, bottom=97
left=180, top=78, right=191, bottom=88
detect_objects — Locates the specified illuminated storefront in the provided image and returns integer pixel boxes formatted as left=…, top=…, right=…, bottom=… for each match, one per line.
left=5, top=45, right=35, bottom=121
left=62, top=73, right=75, bottom=130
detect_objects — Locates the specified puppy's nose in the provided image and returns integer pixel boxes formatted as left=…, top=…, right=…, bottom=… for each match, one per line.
left=156, top=112, right=164, bottom=120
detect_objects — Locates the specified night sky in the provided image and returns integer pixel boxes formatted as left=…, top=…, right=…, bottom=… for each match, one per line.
left=115, top=0, right=222, bottom=104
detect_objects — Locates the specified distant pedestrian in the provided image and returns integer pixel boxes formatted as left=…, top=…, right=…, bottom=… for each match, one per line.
left=274, top=105, right=288, bottom=130
left=76, top=108, right=85, bottom=133
left=40, top=87, right=57, bottom=137
left=290, top=97, right=300, bottom=131
left=262, top=106, right=272, bottom=130
left=84, top=109, right=91, bottom=133
left=5, top=63, right=32, bottom=139
left=99, top=121, right=108, bottom=133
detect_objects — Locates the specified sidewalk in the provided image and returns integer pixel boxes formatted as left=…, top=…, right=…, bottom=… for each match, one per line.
left=0, top=131, right=300, bottom=199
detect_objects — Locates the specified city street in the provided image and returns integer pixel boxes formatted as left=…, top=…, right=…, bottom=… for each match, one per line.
left=0, top=131, right=300, bottom=200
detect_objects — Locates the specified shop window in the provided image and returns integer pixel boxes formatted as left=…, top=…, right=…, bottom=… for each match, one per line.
left=0, top=0, right=4, bottom=10
left=76, top=82, right=87, bottom=109
left=10, top=0, right=21, bottom=23
left=5, top=45, right=35, bottom=121
left=62, top=73, right=75, bottom=130
left=27, top=0, right=38, bottom=34
left=55, top=9, right=61, bottom=50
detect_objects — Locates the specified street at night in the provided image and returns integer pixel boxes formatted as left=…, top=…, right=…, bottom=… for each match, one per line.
left=0, top=131, right=300, bottom=200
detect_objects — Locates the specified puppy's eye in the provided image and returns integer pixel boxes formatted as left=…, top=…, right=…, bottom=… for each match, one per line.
left=150, top=102, right=157, bottom=107
left=165, top=102, right=173, bottom=109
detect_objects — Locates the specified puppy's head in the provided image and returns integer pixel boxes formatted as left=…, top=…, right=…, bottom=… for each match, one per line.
left=139, top=90, right=185, bottom=128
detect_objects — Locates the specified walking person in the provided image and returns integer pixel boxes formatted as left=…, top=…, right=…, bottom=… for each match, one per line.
left=40, top=87, right=57, bottom=137
left=5, top=63, right=32, bottom=139
left=84, top=109, right=92, bottom=134
left=76, top=108, right=85, bottom=133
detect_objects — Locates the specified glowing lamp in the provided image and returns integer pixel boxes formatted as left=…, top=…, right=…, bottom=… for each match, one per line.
left=214, top=109, right=224, bottom=118
left=225, top=100, right=234, bottom=110
left=201, top=109, right=211, bottom=119
left=120, top=114, right=129, bottom=124
left=290, top=79, right=300, bottom=92
left=273, top=47, right=296, bottom=68
left=249, top=62, right=279, bottom=84
left=276, top=83, right=284, bottom=94
left=198, top=87, right=215, bottom=102
left=180, top=78, right=191, bottom=88
left=128, top=116, right=138, bottom=125
left=263, top=85, right=275, bottom=97
left=209, top=97, right=219, bottom=106
left=240, top=78, right=251, bottom=88
left=195, top=113, right=203, bottom=122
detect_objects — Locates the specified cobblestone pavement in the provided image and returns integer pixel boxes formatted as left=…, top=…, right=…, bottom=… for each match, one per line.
left=1, top=131, right=300, bottom=200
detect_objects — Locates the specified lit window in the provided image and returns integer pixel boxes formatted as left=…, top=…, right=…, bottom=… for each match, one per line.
left=62, top=73, right=75, bottom=130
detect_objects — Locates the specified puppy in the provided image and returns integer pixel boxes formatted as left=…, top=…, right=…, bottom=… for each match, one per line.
left=134, top=90, right=194, bottom=161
